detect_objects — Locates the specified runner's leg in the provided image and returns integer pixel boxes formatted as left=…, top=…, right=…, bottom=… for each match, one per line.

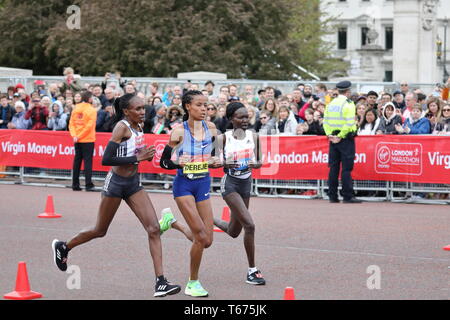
left=125, top=189, right=163, bottom=277
left=66, top=195, right=122, bottom=250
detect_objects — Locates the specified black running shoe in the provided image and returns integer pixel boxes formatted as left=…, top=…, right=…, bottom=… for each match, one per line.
left=246, top=270, right=266, bottom=285
left=52, top=239, right=69, bottom=271
left=154, top=277, right=181, bottom=297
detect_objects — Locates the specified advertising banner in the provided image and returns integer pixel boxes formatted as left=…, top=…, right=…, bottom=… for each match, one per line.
left=1, top=130, right=449, bottom=183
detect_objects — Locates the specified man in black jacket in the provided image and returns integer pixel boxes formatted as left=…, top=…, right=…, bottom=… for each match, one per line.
left=0, top=95, right=15, bottom=129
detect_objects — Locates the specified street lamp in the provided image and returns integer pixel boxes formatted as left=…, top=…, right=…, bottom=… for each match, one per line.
left=436, top=36, right=442, bottom=60
left=444, top=17, right=449, bottom=82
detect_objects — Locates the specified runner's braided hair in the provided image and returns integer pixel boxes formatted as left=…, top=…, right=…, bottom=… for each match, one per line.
left=181, top=90, right=204, bottom=121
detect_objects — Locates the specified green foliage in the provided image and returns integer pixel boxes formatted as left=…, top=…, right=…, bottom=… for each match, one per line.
left=0, top=0, right=345, bottom=80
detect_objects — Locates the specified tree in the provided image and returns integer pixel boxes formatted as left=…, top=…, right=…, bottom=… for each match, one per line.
left=0, top=0, right=73, bottom=75
left=0, top=0, right=345, bottom=80
left=287, top=0, right=348, bottom=79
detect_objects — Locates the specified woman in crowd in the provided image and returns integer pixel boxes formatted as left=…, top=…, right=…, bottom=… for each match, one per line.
left=170, top=94, right=182, bottom=107
left=357, top=108, right=380, bottom=135
left=246, top=105, right=257, bottom=131
left=52, top=93, right=181, bottom=297
left=261, top=98, right=278, bottom=129
left=7, top=101, right=31, bottom=129
left=206, top=102, right=218, bottom=122
left=424, top=97, right=442, bottom=133
left=255, top=110, right=275, bottom=135
left=356, top=102, right=368, bottom=128
left=150, top=96, right=163, bottom=106
left=433, top=103, right=450, bottom=135
left=151, top=103, right=168, bottom=134
left=41, top=96, right=53, bottom=112
left=376, top=102, right=403, bottom=134
left=74, top=92, right=83, bottom=105
left=275, top=105, right=297, bottom=135
left=214, top=102, right=265, bottom=285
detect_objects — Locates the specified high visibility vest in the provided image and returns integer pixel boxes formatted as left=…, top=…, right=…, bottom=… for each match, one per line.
left=323, top=95, right=357, bottom=139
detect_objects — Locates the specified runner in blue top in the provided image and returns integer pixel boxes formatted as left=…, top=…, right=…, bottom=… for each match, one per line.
left=160, top=90, right=221, bottom=297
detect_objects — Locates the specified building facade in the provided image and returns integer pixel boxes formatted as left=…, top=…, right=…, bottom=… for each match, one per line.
left=322, top=0, right=450, bottom=84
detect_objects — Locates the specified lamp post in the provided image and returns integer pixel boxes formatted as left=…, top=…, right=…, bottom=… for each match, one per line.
left=444, top=17, right=449, bottom=82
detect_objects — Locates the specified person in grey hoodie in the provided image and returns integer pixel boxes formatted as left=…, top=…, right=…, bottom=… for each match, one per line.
left=376, top=102, right=403, bottom=134
left=256, top=110, right=276, bottom=135
left=47, top=101, right=68, bottom=131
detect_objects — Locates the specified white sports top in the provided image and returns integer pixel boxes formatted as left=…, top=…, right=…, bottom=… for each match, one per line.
left=224, top=130, right=256, bottom=179
left=116, top=119, right=145, bottom=158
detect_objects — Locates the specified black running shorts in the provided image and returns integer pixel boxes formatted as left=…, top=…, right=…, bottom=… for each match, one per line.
left=102, top=171, right=143, bottom=199
left=220, top=174, right=252, bottom=199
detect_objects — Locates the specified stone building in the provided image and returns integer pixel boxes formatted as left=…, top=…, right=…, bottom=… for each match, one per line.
left=322, top=0, right=450, bottom=84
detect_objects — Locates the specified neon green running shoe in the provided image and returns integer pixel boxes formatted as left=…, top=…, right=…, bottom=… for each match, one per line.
left=184, top=280, right=209, bottom=297
left=159, top=208, right=176, bottom=235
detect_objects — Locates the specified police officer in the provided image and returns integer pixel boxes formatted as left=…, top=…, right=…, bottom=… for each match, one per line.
left=323, top=81, right=361, bottom=203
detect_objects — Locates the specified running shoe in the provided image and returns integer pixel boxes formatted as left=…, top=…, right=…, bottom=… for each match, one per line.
left=246, top=270, right=266, bottom=285
left=52, top=239, right=69, bottom=271
left=154, top=277, right=181, bottom=297
left=184, top=280, right=209, bottom=297
left=159, top=208, right=177, bottom=235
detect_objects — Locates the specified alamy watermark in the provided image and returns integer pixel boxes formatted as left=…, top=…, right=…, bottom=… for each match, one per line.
left=366, top=265, right=381, bottom=290
left=66, top=265, right=81, bottom=290
left=66, top=5, right=81, bottom=30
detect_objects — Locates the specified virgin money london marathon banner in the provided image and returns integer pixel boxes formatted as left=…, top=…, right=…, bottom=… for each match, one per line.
left=1, top=130, right=450, bottom=183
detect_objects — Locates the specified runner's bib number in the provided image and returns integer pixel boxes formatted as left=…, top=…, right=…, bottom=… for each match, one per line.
left=183, top=161, right=209, bottom=180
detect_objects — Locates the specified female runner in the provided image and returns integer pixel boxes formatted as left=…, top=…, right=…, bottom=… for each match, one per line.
left=214, top=102, right=265, bottom=285
left=52, top=93, right=181, bottom=297
left=160, top=90, right=221, bottom=297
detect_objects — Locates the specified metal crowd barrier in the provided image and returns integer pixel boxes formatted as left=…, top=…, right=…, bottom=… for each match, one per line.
left=1, top=166, right=448, bottom=205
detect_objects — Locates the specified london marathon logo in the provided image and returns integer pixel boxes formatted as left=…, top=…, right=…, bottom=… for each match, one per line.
left=375, top=142, right=422, bottom=175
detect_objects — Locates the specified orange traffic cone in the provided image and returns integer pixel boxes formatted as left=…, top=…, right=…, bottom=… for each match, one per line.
left=443, top=245, right=450, bottom=251
left=38, top=195, right=62, bottom=218
left=214, top=206, right=230, bottom=233
left=4, top=262, right=42, bottom=300
left=283, top=287, right=295, bottom=300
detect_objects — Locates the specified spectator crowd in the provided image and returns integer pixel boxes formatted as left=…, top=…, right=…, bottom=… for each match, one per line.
left=1, top=68, right=450, bottom=199
left=2, top=68, right=450, bottom=139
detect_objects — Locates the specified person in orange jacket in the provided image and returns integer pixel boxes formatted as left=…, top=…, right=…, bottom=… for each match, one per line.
left=442, top=77, right=450, bottom=103
left=69, top=90, right=97, bottom=191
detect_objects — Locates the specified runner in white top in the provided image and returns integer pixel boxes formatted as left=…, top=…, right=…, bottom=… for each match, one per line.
left=214, top=102, right=266, bottom=285
left=52, top=93, right=181, bottom=298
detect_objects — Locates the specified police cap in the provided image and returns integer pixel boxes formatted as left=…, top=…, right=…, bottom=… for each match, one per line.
left=336, top=81, right=352, bottom=90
